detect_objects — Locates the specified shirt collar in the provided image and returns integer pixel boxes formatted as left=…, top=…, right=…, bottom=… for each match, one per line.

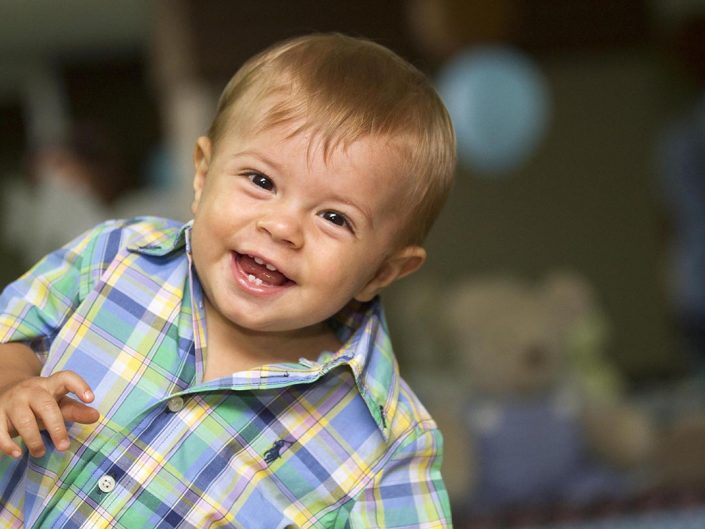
left=128, top=219, right=400, bottom=438
left=326, top=298, right=401, bottom=439
left=127, top=219, right=191, bottom=256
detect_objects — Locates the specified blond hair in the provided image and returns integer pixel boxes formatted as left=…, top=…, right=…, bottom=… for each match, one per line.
left=208, top=33, right=456, bottom=244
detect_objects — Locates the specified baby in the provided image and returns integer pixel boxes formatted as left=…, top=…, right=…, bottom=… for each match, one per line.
left=0, top=34, right=456, bottom=527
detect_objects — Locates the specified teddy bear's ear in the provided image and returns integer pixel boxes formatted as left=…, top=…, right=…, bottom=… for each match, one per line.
left=387, top=275, right=449, bottom=368
left=443, top=280, right=484, bottom=337
left=541, top=270, right=596, bottom=330
left=444, top=275, right=528, bottom=337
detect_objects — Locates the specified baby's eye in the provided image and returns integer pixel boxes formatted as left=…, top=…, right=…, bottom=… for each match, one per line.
left=320, top=210, right=352, bottom=230
left=247, top=172, right=274, bottom=191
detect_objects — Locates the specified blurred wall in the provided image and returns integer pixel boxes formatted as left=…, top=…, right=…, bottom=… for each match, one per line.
left=0, top=1, right=153, bottom=281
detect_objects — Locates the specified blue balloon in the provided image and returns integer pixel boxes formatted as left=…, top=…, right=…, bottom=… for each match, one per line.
left=437, top=47, right=551, bottom=176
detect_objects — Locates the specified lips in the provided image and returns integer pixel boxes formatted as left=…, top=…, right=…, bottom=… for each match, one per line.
left=235, top=253, right=292, bottom=287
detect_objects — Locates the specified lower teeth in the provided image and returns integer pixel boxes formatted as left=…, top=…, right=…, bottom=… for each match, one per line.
left=247, top=274, right=263, bottom=286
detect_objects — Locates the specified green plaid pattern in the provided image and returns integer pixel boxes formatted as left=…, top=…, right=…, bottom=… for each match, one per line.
left=0, top=217, right=451, bottom=528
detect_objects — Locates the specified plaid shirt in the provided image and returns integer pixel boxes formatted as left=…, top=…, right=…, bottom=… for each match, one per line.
left=0, top=217, right=451, bottom=528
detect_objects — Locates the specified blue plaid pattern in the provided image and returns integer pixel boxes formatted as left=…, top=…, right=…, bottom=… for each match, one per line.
left=0, top=217, right=451, bottom=528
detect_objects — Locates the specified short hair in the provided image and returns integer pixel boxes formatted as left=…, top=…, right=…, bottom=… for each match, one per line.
left=208, top=33, right=456, bottom=244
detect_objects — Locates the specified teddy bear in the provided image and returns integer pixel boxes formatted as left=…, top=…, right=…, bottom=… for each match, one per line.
left=389, top=271, right=656, bottom=513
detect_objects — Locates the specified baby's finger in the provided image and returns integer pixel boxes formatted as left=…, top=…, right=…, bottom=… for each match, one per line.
left=0, top=427, right=22, bottom=459
left=9, top=408, right=46, bottom=457
left=59, top=397, right=100, bottom=425
left=47, top=371, right=94, bottom=403
left=30, top=396, right=71, bottom=452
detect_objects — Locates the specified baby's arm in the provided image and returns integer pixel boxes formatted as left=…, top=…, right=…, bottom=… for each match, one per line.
left=0, top=342, right=99, bottom=459
left=0, top=223, right=127, bottom=459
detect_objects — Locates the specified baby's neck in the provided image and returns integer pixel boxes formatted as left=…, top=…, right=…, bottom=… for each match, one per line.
left=201, top=304, right=341, bottom=382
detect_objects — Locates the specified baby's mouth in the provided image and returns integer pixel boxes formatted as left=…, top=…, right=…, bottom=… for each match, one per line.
left=236, top=253, right=292, bottom=287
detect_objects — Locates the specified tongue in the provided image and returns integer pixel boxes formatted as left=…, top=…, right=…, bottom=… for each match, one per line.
left=239, top=254, right=288, bottom=286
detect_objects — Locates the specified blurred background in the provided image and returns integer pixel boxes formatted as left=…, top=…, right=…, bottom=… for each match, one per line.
left=1, top=1, right=705, bottom=526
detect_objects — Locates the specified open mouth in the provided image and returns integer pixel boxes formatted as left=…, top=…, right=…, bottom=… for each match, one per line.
left=234, top=252, right=294, bottom=288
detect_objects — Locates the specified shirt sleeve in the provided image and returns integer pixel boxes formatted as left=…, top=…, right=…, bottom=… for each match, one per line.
left=0, top=220, right=120, bottom=360
left=346, top=426, right=453, bottom=529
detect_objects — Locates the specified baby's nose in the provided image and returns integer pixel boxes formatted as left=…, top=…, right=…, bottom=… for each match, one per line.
left=256, top=214, right=303, bottom=248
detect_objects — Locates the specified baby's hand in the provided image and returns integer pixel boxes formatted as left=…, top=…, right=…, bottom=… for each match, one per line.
left=0, top=371, right=99, bottom=458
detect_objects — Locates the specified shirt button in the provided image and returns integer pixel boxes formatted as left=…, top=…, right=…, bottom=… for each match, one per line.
left=167, top=396, right=185, bottom=413
left=98, top=475, right=116, bottom=493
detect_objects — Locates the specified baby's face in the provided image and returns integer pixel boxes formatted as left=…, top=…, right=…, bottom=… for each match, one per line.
left=189, top=119, right=423, bottom=336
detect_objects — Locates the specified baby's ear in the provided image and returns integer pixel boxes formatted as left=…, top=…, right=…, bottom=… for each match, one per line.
left=355, top=245, right=427, bottom=302
left=192, top=136, right=212, bottom=214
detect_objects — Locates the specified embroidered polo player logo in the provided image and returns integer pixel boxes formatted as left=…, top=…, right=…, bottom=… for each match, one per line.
left=264, top=439, right=295, bottom=465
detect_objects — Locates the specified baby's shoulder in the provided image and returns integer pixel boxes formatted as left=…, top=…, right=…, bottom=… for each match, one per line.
left=120, top=216, right=183, bottom=247
left=389, top=377, right=439, bottom=439
left=69, top=216, right=184, bottom=283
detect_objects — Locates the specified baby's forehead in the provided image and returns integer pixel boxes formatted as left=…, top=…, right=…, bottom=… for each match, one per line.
left=314, top=132, right=413, bottom=187
left=306, top=130, right=406, bottom=166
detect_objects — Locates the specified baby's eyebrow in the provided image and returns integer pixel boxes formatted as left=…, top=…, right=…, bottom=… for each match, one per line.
left=230, top=150, right=283, bottom=174
left=328, top=194, right=373, bottom=227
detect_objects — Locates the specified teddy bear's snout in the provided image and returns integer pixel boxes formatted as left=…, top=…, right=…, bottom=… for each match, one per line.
left=524, top=345, right=549, bottom=369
